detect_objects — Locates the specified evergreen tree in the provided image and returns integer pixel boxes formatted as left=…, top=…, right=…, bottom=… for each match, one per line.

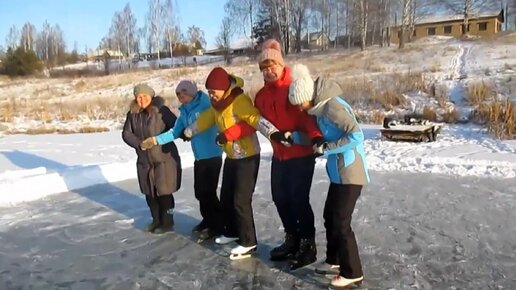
left=252, top=8, right=279, bottom=48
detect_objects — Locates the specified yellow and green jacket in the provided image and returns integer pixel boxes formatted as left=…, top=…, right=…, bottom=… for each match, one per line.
left=187, top=75, right=278, bottom=159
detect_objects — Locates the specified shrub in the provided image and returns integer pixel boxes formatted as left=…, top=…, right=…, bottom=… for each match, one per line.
left=474, top=100, right=515, bottom=139
left=0, top=47, right=43, bottom=76
left=466, top=80, right=492, bottom=106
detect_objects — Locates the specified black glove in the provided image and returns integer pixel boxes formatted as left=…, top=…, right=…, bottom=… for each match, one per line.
left=270, top=131, right=293, bottom=147
left=312, top=137, right=327, bottom=155
left=179, top=130, right=191, bottom=142
left=215, top=133, right=228, bottom=145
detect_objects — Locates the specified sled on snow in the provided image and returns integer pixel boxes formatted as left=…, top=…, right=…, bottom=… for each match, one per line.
left=380, top=116, right=442, bottom=142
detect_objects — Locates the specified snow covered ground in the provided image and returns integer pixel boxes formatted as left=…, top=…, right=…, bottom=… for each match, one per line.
left=1, top=162, right=515, bottom=289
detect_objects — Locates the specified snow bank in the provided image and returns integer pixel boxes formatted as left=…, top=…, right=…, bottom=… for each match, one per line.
left=0, top=126, right=514, bottom=207
left=0, top=161, right=136, bottom=206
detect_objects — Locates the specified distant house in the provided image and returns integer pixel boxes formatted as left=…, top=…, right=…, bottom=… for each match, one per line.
left=302, top=32, right=330, bottom=50
left=390, top=9, right=505, bottom=43
left=88, top=49, right=125, bottom=62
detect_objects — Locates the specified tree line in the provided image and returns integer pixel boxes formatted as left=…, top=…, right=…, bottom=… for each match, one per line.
left=218, top=0, right=515, bottom=54
left=1, top=0, right=515, bottom=76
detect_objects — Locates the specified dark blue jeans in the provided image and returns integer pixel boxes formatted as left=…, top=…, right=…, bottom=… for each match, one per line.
left=271, top=155, right=316, bottom=239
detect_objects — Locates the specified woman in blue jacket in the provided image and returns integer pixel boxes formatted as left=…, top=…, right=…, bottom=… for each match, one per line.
left=288, top=64, right=370, bottom=288
left=141, top=80, right=223, bottom=242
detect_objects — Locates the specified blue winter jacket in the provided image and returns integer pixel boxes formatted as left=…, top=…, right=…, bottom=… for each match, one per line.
left=308, top=78, right=370, bottom=185
left=155, top=91, right=222, bottom=161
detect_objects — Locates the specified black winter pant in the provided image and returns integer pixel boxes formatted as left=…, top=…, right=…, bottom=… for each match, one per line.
left=194, top=156, right=223, bottom=233
left=220, top=155, right=260, bottom=247
left=146, top=193, right=174, bottom=225
left=324, top=183, right=363, bottom=279
left=271, top=155, right=316, bottom=238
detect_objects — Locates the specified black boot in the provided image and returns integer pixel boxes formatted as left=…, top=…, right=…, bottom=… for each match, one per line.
left=154, top=210, right=174, bottom=234
left=197, top=228, right=217, bottom=243
left=270, top=233, right=300, bottom=261
left=145, top=195, right=160, bottom=233
left=146, top=221, right=160, bottom=233
left=192, top=220, right=208, bottom=233
left=290, top=238, right=317, bottom=270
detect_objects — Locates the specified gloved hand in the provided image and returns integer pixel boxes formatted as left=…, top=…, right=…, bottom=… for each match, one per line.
left=140, top=137, right=157, bottom=150
left=179, top=130, right=191, bottom=142
left=183, top=128, right=194, bottom=139
left=215, top=133, right=228, bottom=146
left=270, top=131, right=293, bottom=147
left=312, top=137, right=327, bottom=155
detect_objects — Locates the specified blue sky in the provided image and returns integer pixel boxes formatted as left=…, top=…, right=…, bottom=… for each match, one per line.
left=0, top=0, right=226, bottom=51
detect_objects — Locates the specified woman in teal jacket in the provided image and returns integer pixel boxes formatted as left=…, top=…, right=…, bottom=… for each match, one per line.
left=288, top=64, right=369, bottom=289
left=141, top=80, right=223, bottom=241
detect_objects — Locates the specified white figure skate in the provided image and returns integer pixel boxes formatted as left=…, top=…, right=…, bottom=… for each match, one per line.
left=229, top=245, right=256, bottom=260
left=215, top=235, right=239, bottom=245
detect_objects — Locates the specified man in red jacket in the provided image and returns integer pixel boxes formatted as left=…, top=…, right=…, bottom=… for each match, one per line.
left=255, top=39, right=323, bottom=270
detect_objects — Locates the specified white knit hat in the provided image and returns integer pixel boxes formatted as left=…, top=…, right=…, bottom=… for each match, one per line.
left=288, top=64, right=314, bottom=105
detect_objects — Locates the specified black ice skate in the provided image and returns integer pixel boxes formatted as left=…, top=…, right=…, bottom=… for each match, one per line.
left=229, top=245, right=257, bottom=260
left=290, top=238, right=317, bottom=270
left=192, top=220, right=208, bottom=233
left=196, top=228, right=217, bottom=243
left=270, top=233, right=299, bottom=261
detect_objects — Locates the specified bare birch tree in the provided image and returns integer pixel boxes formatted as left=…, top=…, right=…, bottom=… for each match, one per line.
left=5, top=25, right=19, bottom=50
left=162, top=0, right=177, bottom=62
left=36, top=21, right=51, bottom=64
left=224, top=0, right=258, bottom=38
left=216, top=17, right=234, bottom=63
left=398, top=0, right=412, bottom=48
left=291, top=0, right=309, bottom=52
left=147, top=0, right=162, bottom=66
left=187, top=26, right=207, bottom=49
left=20, top=22, right=37, bottom=52
left=121, top=4, right=137, bottom=56
left=356, top=0, right=369, bottom=51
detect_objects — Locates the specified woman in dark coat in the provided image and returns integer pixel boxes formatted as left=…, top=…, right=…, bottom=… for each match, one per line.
left=122, top=83, right=182, bottom=234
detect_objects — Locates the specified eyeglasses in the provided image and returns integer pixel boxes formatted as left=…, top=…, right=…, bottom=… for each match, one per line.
left=260, top=65, right=278, bottom=72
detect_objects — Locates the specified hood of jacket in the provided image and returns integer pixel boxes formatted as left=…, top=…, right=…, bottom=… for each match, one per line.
left=308, top=77, right=343, bottom=116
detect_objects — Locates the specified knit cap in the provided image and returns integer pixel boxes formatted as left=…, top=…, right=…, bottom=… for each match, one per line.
left=259, top=39, right=285, bottom=67
left=288, top=64, right=314, bottom=105
left=133, top=83, right=155, bottom=97
left=176, top=80, right=198, bottom=96
left=205, top=67, right=231, bottom=91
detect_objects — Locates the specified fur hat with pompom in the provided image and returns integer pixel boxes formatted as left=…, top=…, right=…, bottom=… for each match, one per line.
left=288, top=64, right=314, bottom=105
left=259, top=39, right=285, bottom=67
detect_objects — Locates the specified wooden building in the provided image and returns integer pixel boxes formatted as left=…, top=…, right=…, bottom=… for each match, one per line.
left=390, top=10, right=505, bottom=43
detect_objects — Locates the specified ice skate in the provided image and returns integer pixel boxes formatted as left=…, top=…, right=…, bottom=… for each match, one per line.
left=192, top=220, right=208, bottom=233
left=196, top=228, right=217, bottom=243
left=315, top=261, right=340, bottom=275
left=290, top=238, right=317, bottom=270
left=328, top=275, right=363, bottom=289
left=215, top=235, right=239, bottom=245
left=229, top=245, right=256, bottom=260
left=270, top=233, right=299, bottom=261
